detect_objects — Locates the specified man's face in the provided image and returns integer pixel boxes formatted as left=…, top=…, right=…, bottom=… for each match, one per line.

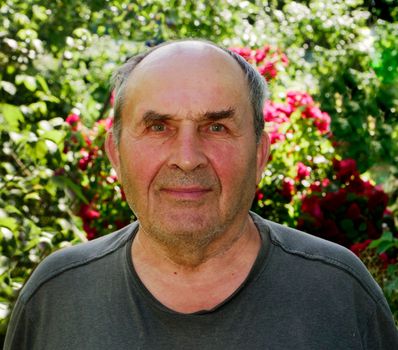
left=106, top=43, right=269, bottom=250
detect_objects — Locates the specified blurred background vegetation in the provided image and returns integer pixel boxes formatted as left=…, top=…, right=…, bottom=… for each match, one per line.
left=1, top=0, right=397, bottom=343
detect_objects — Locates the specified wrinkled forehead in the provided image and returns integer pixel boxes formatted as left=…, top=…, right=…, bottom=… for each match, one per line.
left=126, top=41, right=247, bottom=91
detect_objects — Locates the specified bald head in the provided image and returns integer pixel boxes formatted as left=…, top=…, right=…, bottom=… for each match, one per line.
left=111, top=39, right=267, bottom=145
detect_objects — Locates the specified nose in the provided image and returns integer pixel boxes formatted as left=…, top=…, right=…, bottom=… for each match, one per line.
left=167, top=125, right=208, bottom=172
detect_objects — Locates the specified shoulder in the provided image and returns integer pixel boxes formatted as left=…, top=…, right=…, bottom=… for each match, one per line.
left=251, top=212, right=385, bottom=304
left=18, top=222, right=138, bottom=303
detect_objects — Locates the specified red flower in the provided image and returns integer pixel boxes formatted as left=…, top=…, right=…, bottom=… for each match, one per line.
left=83, top=222, right=97, bottom=240
left=313, top=112, right=331, bottom=134
left=366, top=220, right=381, bottom=239
left=310, top=178, right=330, bottom=193
left=303, top=105, right=323, bottom=119
left=367, top=188, right=388, bottom=215
left=66, top=113, right=80, bottom=131
left=254, top=49, right=266, bottom=63
left=301, top=196, right=324, bottom=222
left=379, top=253, right=390, bottom=269
left=322, top=218, right=346, bottom=244
left=346, top=203, right=361, bottom=220
left=259, top=62, right=277, bottom=80
left=268, top=126, right=286, bottom=144
left=78, top=155, right=91, bottom=170
left=320, top=189, right=347, bottom=211
left=281, top=178, right=295, bottom=201
left=333, top=158, right=358, bottom=182
left=66, top=113, right=80, bottom=124
left=230, top=47, right=253, bottom=62
left=256, top=190, right=264, bottom=201
left=350, top=239, right=372, bottom=256
left=79, top=204, right=100, bottom=220
left=296, top=162, right=311, bottom=180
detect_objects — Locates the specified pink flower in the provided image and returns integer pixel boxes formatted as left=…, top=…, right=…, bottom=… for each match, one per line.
left=303, top=105, right=323, bottom=119
left=66, top=113, right=80, bottom=131
left=79, top=204, right=100, bottom=220
left=268, top=128, right=285, bottom=144
left=263, top=101, right=293, bottom=123
left=256, top=190, right=264, bottom=201
left=254, top=49, right=266, bottom=63
left=259, top=62, right=277, bottom=80
left=110, top=90, right=115, bottom=107
left=296, top=162, right=311, bottom=180
left=310, top=179, right=330, bottom=193
left=314, top=113, right=331, bottom=134
left=286, top=91, right=314, bottom=107
left=66, top=113, right=80, bottom=124
left=230, top=47, right=253, bottom=62
left=280, top=53, right=289, bottom=66
left=97, top=117, right=113, bottom=131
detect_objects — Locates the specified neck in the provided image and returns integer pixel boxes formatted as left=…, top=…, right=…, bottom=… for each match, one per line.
left=133, top=214, right=259, bottom=270
left=131, top=215, right=262, bottom=313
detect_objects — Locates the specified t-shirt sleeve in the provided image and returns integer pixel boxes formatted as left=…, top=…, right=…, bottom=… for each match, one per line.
left=362, top=297, right=398, bottom=349
left=3, top=297, right=32, bottom=350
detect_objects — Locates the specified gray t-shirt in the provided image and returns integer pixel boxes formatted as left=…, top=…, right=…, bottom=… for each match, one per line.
left=4, top=212, right=398, bottom=349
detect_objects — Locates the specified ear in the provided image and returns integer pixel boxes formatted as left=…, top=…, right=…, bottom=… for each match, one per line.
left=255, top=131, right=270, bottom=185
left=105, top=131, right=121, bottom=181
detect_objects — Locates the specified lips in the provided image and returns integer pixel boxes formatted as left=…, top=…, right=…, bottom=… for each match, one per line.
left=160, top=187, right=212, bottom=200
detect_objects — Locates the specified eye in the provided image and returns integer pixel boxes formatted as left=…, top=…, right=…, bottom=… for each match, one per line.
left=149, top=123, right=166, bottom=132
left=209, top=123, right=226, bottom=132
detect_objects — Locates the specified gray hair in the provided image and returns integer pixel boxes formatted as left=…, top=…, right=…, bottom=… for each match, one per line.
left=111, top=39, right=267, bottom=145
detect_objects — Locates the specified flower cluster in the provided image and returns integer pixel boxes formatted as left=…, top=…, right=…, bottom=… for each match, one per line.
left=297, top=158, right=390, bottom=246
left=264, top=91, right=331, bottom=145
left=230, top=45, right=288, bottom=80
left=232, top=46, right=396, bottom=266
left=62, top=106, right=131, bottom=240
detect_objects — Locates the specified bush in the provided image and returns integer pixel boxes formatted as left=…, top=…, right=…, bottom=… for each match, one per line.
left=1, top=0, right=397, bottom=343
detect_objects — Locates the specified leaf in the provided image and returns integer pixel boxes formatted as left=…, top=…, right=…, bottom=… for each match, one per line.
left=0, top=81, right=17, bottom=95
left=0, top=104, right=24, bottom=131
left=36, top=75, right=50, bottom=94
left=375, top=240, right=394, bottom=254
left=24, top=192, right=41, bottom=201
left=42, top=130, right=65, bottom=144
left=51, top=176, right=88, bottom=204
left=15, top=75, right=37, bottom=92
left=0, top=217, right=18, bottom=231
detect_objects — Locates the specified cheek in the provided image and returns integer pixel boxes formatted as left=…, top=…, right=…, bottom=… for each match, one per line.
left=207, top=142, right=257, bottom=188
left=119, top=140, right=165, bottom=191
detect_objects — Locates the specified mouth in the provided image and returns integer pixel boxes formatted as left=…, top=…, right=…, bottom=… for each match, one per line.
left=160, top=187, right=212, bottom=200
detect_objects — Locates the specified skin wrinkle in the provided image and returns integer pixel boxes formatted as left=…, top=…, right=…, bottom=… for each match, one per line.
left=106, top=41, right=269, bottom=271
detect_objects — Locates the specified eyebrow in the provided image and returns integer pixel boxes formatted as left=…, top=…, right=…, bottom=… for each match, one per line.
left=141, top=108, right=236, bottom=126
left=202, top=108, right=236, bottom=121
left=142, top=110, right=171, bottom=126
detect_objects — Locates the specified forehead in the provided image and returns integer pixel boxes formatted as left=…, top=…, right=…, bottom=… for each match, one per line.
left=122, top=42, right=251, bottom=119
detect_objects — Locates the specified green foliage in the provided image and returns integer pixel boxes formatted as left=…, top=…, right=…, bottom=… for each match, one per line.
left=0, top=1, right=248, bottom=342
left=1, top=0, right=397, bottom=343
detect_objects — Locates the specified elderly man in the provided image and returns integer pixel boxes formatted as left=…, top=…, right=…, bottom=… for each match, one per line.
left=5, top=39, right=398, bottom=349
